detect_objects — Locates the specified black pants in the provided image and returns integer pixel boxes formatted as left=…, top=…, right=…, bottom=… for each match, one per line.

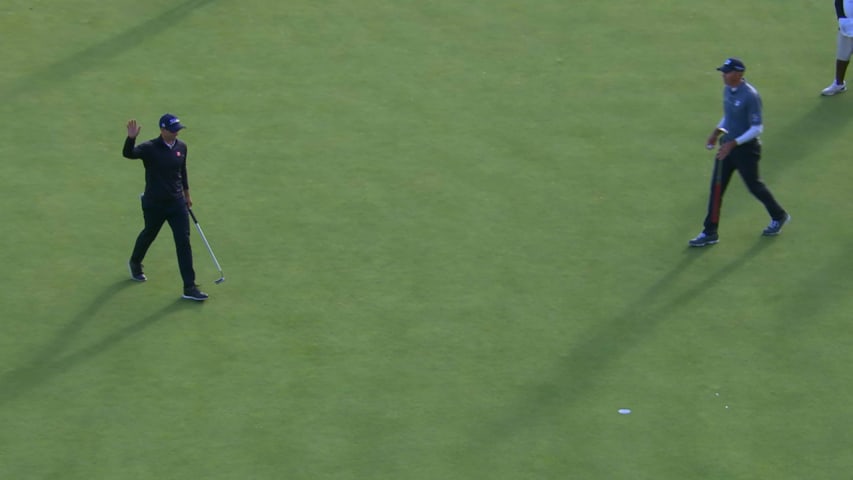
left=703, top=140, right=786, bottom=234
left=130, top=196, right=196, bottom=288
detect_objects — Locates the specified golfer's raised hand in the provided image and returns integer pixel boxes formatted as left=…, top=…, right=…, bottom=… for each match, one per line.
left=127, top=119, right=141, bottom=138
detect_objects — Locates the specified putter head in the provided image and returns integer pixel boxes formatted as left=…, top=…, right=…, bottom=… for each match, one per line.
left=214, top=276, right=225, bottom=284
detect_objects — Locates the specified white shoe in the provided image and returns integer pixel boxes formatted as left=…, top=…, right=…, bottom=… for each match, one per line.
left=821, top=81, right=847, bottom=96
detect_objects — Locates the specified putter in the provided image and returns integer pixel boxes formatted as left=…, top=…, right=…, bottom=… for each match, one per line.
left=709, top=128, right=728, bottom=224
left=188, top=208, right=225, bottom=284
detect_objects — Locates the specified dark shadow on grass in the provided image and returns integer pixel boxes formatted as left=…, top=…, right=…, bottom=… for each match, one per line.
left=463, top=238, right=776, bottom=450
left=0, top=0, right=219, bottom=100
left=0, top=292, right=198, bottom=406
left=22, top=279, right=135, bottom=365
left=772, top=248, right=853, bottom=328
left=764, top=94, right=853, bottom=175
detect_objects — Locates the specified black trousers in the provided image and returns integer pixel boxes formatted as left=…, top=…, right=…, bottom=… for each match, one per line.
left=130, top=196, right=196, bottom=288
left=703, top=140, right=786, bottom=234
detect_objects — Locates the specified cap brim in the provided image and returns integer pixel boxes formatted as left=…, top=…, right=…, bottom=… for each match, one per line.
left=166, top=124, right=185, bottom=132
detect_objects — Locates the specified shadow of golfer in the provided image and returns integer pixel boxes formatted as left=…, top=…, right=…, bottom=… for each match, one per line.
left=0, top=290, right=196, bottom=406
left=20, top=279, right=135, bottom=366
left=765, top=94, right=853, bottom=174
left=462, top=238, right=775, bottom=451
left=773, top=246, right=853, bottom=328
left=0, top=0, right=219, bottom=101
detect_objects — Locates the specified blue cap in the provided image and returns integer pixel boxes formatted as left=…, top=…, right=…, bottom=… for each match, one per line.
left=717, top=57, right=746, bottom=73
left=158, top=113, right=185, bottom=132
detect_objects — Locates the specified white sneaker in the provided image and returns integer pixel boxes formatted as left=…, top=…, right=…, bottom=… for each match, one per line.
left=821, top=81, right=847, bottom=96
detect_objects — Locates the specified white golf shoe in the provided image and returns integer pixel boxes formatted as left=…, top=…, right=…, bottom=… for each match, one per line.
left=821, top=81, right=847, bottom=96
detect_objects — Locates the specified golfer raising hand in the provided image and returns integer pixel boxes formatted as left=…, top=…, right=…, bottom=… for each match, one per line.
left=122, top=114, right=208, bottom=301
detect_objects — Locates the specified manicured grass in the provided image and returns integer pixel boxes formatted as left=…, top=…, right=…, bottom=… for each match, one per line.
left=1, top=1, right=851, bottom=478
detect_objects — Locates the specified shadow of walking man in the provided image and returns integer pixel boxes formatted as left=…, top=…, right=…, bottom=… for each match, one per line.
left=459, top=238, right=777, bottom=456
left=0, top=280, right=197, bottom=406
left=0, top=0, right=220, bottom=102
left=767, top=95, right=853, bottom=174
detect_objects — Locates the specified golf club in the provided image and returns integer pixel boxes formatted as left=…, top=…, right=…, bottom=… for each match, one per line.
left=188, top=208, right=225, bottom=284
left=709, top=128, right=728, bottom=224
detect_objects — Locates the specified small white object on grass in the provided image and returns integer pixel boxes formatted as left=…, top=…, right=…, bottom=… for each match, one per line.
left=617, top=408, right=631, bottom=415
left=706, top=144, right=715, bottom=150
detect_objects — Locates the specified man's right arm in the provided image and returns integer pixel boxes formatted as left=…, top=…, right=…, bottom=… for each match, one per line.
left=123, top=119, right=144, bottom=159
left=705, top=116, right=726, bottom=148
left=123, top=136, right=143, bottom=159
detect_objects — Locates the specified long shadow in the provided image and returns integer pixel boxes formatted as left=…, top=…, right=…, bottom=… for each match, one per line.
left=0, top=295, right=197, bottom=406
left=0, top=0, right=219, bottom=101
left=771, top=247, right=853, bottom=330
left=22, top=279, right=135, bottom=366
left=465, top=239, right=776, bottom=448
left=765, top=94, right=853, bottom=174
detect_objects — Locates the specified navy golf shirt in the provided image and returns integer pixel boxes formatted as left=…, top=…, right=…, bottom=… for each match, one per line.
left=123, top=136, right=189, bottom=203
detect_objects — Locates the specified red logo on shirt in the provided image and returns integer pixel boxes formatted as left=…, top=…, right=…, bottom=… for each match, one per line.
left=176, top=152, right=182, bottom=157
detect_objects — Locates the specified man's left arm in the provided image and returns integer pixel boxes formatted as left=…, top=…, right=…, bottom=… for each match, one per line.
left=734, top=94, right=763, bottom=145
left=182, top=147, right=192, bottom=207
